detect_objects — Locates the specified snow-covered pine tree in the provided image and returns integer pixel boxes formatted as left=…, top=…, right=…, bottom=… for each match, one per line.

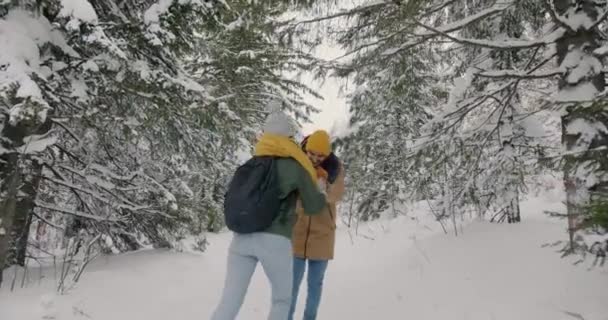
left=0, top=0, right=319, bottom=287
left=0, top=0, right=221, bottom=286
left=420, top=0, right=607, bottom=252
left=291, top=0, right=606, bottom=247
left=293, top=0, right=544, bottom=223
left=296, top=1, right=444, bottom=222
left=336, top=47, right=440, bottom=221
left=551, top=0, right=608, bottom=256
left=417, top=0, right=552, bottom=223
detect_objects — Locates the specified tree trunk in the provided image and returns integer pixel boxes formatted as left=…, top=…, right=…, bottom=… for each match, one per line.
left=554, top=0, right=607, bottom=250
left=8, top=160, right=43, bottom=266
left=0, top=103, right=52, bottom=286
left=507, top=189, right=521, bottom=223
left=500, top=101, right=522, bottom=224
left=0, top=153, right=23, bottom=287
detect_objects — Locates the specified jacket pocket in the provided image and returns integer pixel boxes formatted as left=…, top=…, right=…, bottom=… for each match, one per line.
left=327, top=207, right=337, bottom=230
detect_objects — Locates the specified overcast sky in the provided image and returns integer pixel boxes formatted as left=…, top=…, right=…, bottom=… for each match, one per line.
left=300, top=42, right=350, bottom=138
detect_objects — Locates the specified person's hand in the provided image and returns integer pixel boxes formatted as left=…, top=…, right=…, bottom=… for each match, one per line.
left=317, top=178, right=327, bottom=194
left=316, top=167, right=328, bottom=180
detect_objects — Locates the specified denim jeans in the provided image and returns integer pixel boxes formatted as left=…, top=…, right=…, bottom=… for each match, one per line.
left=288, top=257, right=329, bottom=320
left=211, top=233, right=293, bottom=320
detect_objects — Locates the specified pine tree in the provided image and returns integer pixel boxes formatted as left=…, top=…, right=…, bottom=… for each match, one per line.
left=291, top=0, right=607, bottom=246
left=0, top=0, right=319, bottom=286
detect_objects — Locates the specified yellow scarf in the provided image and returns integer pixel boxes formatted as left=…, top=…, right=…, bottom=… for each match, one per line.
left=254, top=133, right=317, bottom=181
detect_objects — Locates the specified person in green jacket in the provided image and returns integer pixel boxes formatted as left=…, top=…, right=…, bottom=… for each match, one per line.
left=211, top=110, right=326, bottom=320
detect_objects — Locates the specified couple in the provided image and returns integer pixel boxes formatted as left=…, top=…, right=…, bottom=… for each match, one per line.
left=212, top=111, right=345, bottom=320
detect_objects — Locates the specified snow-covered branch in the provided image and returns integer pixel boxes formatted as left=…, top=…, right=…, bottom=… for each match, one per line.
left=477, top=68, right=566, bottom=79
left=543, top=0, right=576, bottom=32
left=380, top=4, right=510, bottom=56
left=416, top=4, right=510, bottom=37
left=288, top=1, right=389, bottom=26
left=589, top=9, right=608, bottom=30
left=35, top=201, right=120, bottom=222
left=595, top=45, right=608, bottom=56
left=414, top=21, right=564, bottom=50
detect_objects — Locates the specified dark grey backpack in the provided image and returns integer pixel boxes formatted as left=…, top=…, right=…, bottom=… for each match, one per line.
left=224, top=156, right=281, bottom=233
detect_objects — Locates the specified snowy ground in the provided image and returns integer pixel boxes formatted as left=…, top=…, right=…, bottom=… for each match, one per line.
left=1, top=193, right=608, bottom=320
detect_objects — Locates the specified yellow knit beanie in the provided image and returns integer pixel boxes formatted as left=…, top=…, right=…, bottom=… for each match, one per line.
left=306, top=130, right=331, bottom=156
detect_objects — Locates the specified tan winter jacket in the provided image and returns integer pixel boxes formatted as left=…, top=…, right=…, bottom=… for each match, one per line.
left=292, top=163, right=345, bottom=260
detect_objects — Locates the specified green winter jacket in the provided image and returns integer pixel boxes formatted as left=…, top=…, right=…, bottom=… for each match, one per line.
left=264, top=158, right=326, bottom=239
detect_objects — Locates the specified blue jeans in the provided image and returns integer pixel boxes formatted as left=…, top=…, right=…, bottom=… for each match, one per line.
left=288, top=257, right=329, bottom=320
left=211, top=233, right=293, bottom=320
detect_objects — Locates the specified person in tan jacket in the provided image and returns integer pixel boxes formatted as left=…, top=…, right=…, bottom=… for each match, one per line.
left=289, top=130, right=345, bottom=320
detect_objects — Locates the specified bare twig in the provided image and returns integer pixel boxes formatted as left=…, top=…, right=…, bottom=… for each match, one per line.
left=476, top=68, right=566, bottom=79
left=414, top=20, right=560, bottom=50
left=562, top=310, right=585, bottom=320
left=32, top=211, right=65, bottom=230
left=288, top=2, right=389, bottom=27
left=72, top=235, right=101, bottom=284
left=35, top=201, right=119, bottom=222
